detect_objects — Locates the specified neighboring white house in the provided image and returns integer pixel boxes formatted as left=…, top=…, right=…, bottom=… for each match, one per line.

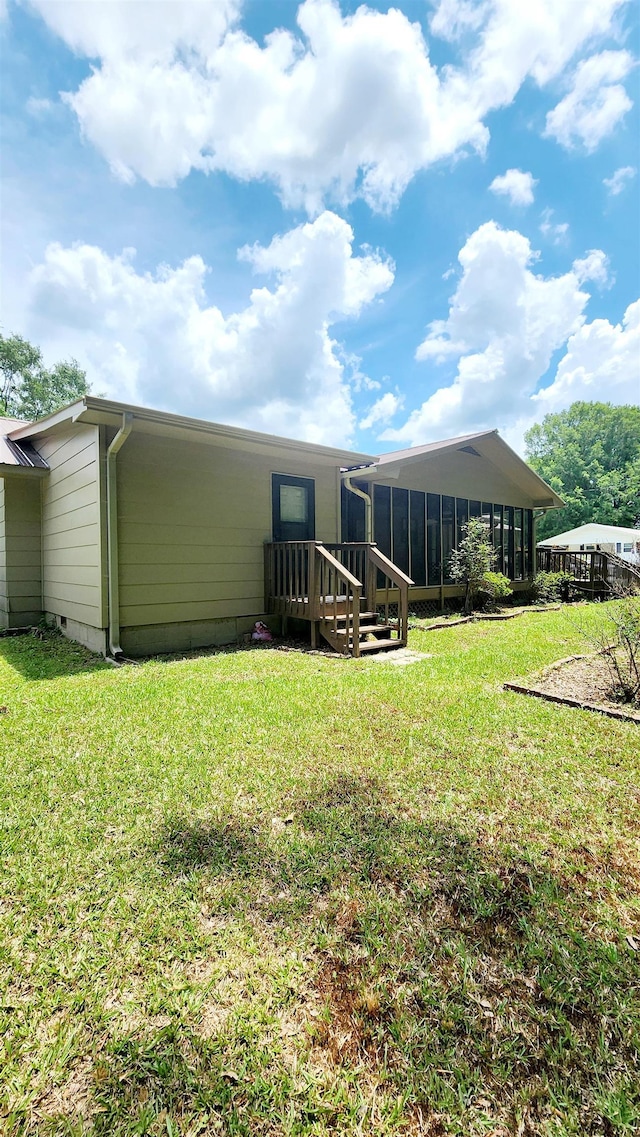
left=538, top=522, right=640, bottom=565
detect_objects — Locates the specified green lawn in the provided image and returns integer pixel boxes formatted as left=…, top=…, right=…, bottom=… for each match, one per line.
left=0, top=608, right=638, bottom=1136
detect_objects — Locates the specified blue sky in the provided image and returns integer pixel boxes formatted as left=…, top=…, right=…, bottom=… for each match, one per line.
left=1, top=0, right=638, bottom=454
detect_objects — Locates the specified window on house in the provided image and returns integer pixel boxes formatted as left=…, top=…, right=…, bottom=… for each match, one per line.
left=442, top=495, right=455, bottom=583
left=410, top=491, right=426, bottom=586
left=426, top=493, right=441, bottom=585
left=392, top=487, right=410, bottom=575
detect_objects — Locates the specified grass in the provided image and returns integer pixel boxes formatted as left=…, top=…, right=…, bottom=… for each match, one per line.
left=0, top=606, right=638, bottom=1136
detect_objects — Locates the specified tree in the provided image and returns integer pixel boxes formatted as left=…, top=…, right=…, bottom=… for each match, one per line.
left=449, top=517, right=497, bottom=614
left=525, top=402, right=640, bottom=541
left=0, top=333, right=90, bottom=421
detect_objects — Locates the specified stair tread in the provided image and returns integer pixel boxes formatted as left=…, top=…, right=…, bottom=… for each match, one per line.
left=330, top=612, right=377, bottom=622
left=357, top=639, right=405, bottom=653
left=335, top=624, right=393, bottom=637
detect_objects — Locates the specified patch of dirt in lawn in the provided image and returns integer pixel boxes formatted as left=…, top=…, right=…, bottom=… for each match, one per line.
left=512, top=652, right=640, bottom=722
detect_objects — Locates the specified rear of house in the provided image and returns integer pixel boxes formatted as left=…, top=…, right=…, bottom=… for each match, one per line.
left=0, top=397, right=563, bottom=657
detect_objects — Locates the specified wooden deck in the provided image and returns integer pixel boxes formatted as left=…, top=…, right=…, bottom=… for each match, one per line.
left=265, top=541, right=413, bottom=657
left=537, top=548, right=640, bottom=596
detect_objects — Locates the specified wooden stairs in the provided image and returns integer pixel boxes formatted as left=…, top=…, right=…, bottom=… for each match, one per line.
left=321, top=604, right=405, bottom=656
left=265, top=541, right=413, bottom=658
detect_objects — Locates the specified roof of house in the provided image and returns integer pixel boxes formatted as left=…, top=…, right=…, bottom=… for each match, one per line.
left=3, top=397, right=563, bottom=508
left=538, top=522, right=640, bottom=546
left=7, top=396, right=377, bottom=466
left=0, top=417, right=49, bottom=471
left=371, top=429, right=564, bottom=509
left=375, top=430, right=496, bottom=464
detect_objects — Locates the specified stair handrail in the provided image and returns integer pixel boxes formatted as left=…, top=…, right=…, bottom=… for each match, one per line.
left=315, top=543, right=362, bottom=657
left=604, top=549, right=640, bottom=584
left=367, top=545, right=414, bottom=647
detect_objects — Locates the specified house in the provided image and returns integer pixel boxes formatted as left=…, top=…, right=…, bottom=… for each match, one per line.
left=538, top=522, right=640, bottom=565
left=0, top=397, right=563, bottom=657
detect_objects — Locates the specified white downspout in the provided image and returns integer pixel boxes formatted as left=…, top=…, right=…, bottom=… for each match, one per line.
left=107, top=413, right=133, bottom=657
left=342, top=469, right=376, bottom=543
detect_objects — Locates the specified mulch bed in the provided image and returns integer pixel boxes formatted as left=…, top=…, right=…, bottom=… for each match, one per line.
left=505, top=651, right=640, bottom=723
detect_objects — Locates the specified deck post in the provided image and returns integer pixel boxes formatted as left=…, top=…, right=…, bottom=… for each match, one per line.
left=308, top=541, right=317, bottom=620
left=366, top=549, right=377, bottom=613
left=308, top=542, right=317, bottom=649
left=352, top=587, right=361, bottom=658
left=399, top=581, right=409, bottom=647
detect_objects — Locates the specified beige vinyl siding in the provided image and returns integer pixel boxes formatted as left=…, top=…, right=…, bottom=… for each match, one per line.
left=0, top=480, right=7, bottom=625
left=117, top=432, right=339, bottom=631
left=0, top=477, right=42, bottom=626
left=374, top=448, right=537, bottom=507
left=38, top=425, right=104, bottom=629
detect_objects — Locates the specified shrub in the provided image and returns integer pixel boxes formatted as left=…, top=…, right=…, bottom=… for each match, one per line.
left=479, top=571, right=513, bottom=609
left=569, top=597, right=640, bottom=705
left=531, top=570, right=573, bottom=604
left=604, top=599, right=640, bottom=704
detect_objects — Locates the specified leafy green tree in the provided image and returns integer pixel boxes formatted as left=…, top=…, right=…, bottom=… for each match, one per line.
left=525, top=402, right=640, bottom=540
left=0, top=333, right=90, bottom=421
left=449, top=517, right=496, bottom=614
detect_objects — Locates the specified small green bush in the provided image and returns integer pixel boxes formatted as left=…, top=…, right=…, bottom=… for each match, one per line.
left=482, top=571, right=513, bottom=599
left=479, top=571, right=513, bottom=609
left=531, top=570, right=572, bottom=604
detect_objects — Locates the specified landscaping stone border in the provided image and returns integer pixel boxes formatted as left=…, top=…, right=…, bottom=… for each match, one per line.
left=503, top=653, right=640, bottom=723
left=416, top=605, right=561, bottom=632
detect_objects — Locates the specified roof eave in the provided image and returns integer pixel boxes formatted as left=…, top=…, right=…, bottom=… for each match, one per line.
left=8, top=396, right=376, bottom=465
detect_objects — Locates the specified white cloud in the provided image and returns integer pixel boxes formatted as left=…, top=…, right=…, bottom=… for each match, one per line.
left=25, top=211, right=394, bottom=445
left=24, top=0, right=237, bottom=62
left=489, top=168, right=537, bottom=206
left=572, top=249, right=610, bottom=287
left=604, top=164, right=637, bottom=194
left=381, top=221, right=616, bottom=447
left=26, top=0, right=630, bottom=211
left=544, top=50, right=634, bottom=151
left=359, top=392, right=403, bottom=430
left=539, top=208, right=569, bottom=244
left=25, top=96, right=53, bottom=115
left=533, top=299, right=640, bottom=415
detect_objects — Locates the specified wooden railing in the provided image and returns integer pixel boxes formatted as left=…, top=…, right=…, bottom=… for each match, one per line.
left=265, top=540, right=315, bottom=618
left=536, top=548, right=640, bottom=593
left=265, top=541, right=414, bottom=655
left=315, top=545, right=363, bottom=656
left=322, top=543, right=376, bottom=610
left=368, top=544, right=412, bottom=644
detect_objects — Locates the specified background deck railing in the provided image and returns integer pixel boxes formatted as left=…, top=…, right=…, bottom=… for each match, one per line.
left=536, top=548, right=640, bottom=594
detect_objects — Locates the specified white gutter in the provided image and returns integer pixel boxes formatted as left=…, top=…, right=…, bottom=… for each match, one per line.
left=106, top=413, right=133, bottom=657
left=341, top=467, right=377, bottom=542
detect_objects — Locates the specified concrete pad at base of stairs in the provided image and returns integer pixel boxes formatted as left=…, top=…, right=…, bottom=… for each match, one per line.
left=364, top=648, right=433, bottom=666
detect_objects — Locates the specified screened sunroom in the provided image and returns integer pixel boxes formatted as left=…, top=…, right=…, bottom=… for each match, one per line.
left=340, top=430, right=562, bottom=604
